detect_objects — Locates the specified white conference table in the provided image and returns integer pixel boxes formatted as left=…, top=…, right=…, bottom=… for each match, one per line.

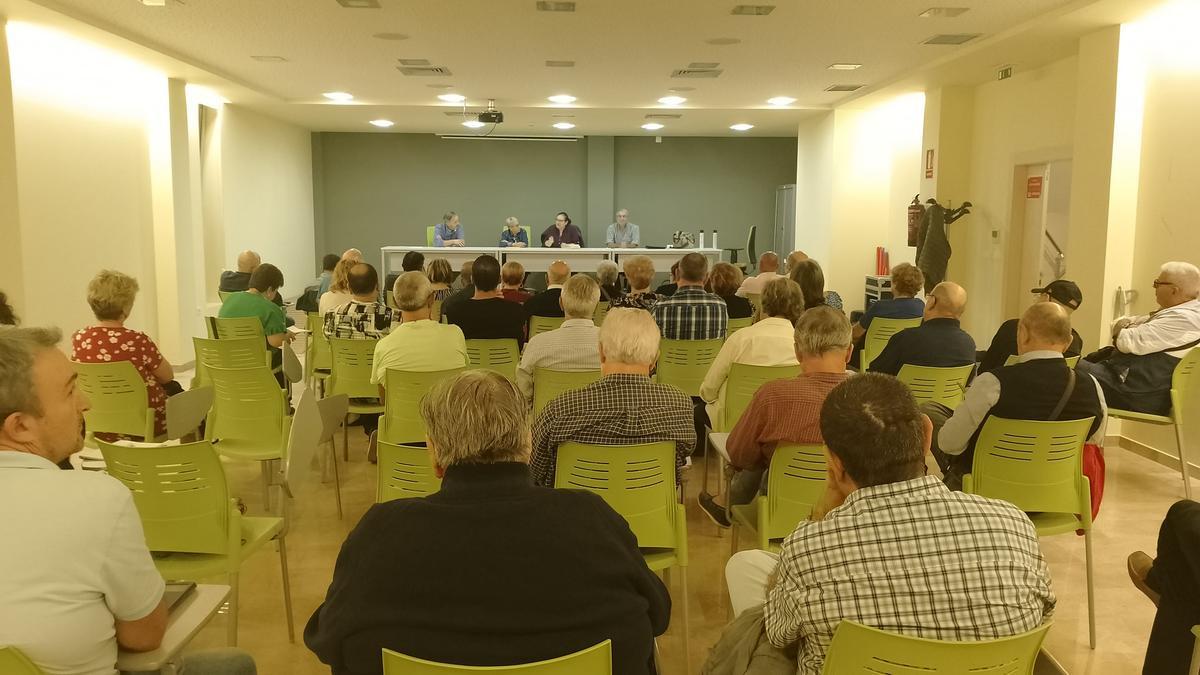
left=381, top=246, right=721, bottom=279
left=118, top=584, right=230, bottom=673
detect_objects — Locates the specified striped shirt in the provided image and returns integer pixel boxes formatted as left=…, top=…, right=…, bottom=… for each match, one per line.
left=651, top=286, right=729, bottom=341
left=530, top=373, right=696, bottom=487
left=516, top=319, right=602, bottom=405
left=725, top=371, right=849, bottom=470
left=766, top=476, right=1055, bottom=674
left=323, top=300, right=399, bottom=340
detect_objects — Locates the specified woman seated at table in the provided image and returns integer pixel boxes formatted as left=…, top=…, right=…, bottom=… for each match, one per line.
left=610, top=255, right=662, bottom=312
left=541, top=211, right=585, bottom=248
left=434, top=211, right=466, bottom=247
left=707, top=262, right=753, bottom=319
left=499, top=216, right=528, bottom=248
left=72, top=269, right=181, bottom=439
left=425, top=258, right=455, bottom=302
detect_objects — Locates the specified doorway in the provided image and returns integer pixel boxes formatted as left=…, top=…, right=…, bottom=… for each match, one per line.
left=1004, top=160, right=1072, bottom=318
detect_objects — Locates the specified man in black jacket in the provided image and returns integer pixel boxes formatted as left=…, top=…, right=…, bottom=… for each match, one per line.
left=305, top=370, right=670, bottom=674
left=868, top=281, right=976, bottom=376
left=979, top=279, right=1084, bottom=374
left=524, top=260, right=571, bottom=319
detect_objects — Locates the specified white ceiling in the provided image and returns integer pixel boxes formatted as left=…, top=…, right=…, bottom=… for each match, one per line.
left=15, top=0, right=1090, bottom=135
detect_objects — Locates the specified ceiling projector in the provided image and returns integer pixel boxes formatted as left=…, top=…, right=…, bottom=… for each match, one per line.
left=478, top=99, right=504, bottom=124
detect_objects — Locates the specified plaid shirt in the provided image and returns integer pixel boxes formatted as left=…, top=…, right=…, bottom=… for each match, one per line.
left=766, top=476, right=1055, bottom=674
left=530, top=373, right=696, bottom=487
left=323, top=300, right=399, bottom=340
left=652, top=286, right=729, bottom=340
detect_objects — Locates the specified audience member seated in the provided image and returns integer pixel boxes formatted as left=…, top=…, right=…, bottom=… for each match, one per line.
left=304, top=370, right=669, bottom=674
left=1084, top=261, right=1200, bottom=415
left=451, top=260, right=474, bottom=292
left=707, top=262, right=753, bottom=319
left=596, top=260, right=622, bottom=303
left=654, top=261, right=680, bottom=297
left=927, top=302, right=1107, bottom=490
left=1129, top=500, right=1200, bottom=675
left=653, top=253, right=729, bottom=341
left=500, top=261, right=533, bottom=305
left=0, top=328, right=257, bottom=675
left=324, top=263, right=399, bottom=340
left=699, top=303, right=849, bottom=527
left=446, top=255, right=527, bottom=348
left=434, top=211, right=466, bottom=247
left=219, top=263, right=295, bottom=370
left=219, top=249, right=260, bottom=294
left=699, top=277, right=805, bottom=432
left=318, top=258, right=358, bottom=315
left=787, top=251, right=842, bottom=310
left=530, top=308, right=695, bottom=487
left=441, top=261, right=476, bottom=317
left=341, top=248, right=364, bottom=264
left=852, top=262, right=925, bottom=342
left=372, top=272, right=467, bottom=385
left=316, top=253, right=339, bottom=296
left=612, top=255, right=662, bottom=312
left=0, top=290, right=16, bottom=326
left=516, top=275, right=602, bottom=406
left=401, top=250, right=425, bottom=273
left=722, top=373, right=1055, bottom=672
left=980, top=279, right=1084, bottom=374
left=73, top=270, right=179, bottom=439
left=499, top=216, right=529, bottom=248
left=736, top=251, right=784, bottom=297
left=524, top=260, right=571, bottom=319
left=867, top=281, right=975, bottom=376
left=425, top=258, right=456, bottom=303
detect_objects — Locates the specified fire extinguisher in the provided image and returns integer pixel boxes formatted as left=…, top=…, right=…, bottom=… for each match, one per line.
left=907, top=195, right=925, bottom=248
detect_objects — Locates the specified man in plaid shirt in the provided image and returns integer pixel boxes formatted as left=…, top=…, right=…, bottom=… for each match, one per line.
left=530, top=308, right=695, bottom=487
left=652, top=253, right=728, bottom=341
left=724, top=374, right=1055, bottom=674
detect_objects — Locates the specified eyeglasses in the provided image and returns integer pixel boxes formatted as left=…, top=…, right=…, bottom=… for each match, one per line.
left=1153, top=280, right=1176, bottom=289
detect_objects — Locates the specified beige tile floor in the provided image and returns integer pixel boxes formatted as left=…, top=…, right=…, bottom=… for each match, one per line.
left=178, top=425, right=1185, bottom=675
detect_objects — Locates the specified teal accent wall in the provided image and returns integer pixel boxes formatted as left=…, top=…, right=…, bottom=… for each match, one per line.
left=312, top=132, right=796, bottom=264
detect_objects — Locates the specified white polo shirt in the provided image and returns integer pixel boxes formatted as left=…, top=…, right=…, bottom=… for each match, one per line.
left=0, top=451, right=164, bottom=675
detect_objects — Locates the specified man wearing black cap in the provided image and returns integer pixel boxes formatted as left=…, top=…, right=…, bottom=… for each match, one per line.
left=979, top=279, right=1084, bottom=374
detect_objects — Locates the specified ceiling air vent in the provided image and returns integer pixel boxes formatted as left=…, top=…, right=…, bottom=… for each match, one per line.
left=536, top=1, right=576, bottom=11
left=335, top=0, right=381, bottom=7
left=825, top=84, right=865, bottom=92
left=644, top=113, right=683, bottom=120
left=398, top=66, right=453, bottom=76
left=919, top=7, right=970, bottom=18
left=671, top=68, right=722, bottom=79
left=731, top=5, right=775, bottom=15
left=398, top=58, right=431, bottom=66
left=687, top=62, right=720, bottom=69
left=922, top=33, right=981, bottom=45
left=545, top=60, right=575, bottom=68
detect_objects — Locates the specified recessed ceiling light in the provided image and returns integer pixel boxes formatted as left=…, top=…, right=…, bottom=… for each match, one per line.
left=547, top=94, right=577, bottom=104
left=462, top=120, right=487, bottom=129
left=825, top=84, right=865, bottom=92
left=553, top=122, right=576, bottom=130
left=250, top=55, right=288, bottom=62
left=426, top=84, right=454, bottom=89
left=323, top=91, right=354, bottom=102
left=767, top=96, right=797, bottom=106
left=705, top=37, right=742, bottom=45
left=668, top=87, right=695, bottom=93
left=641, top=122, right=664, bottom=131
left=658, top=96, right=687, bottom=105
left=372, top=32, right=410, bottom=41
left=336, top=0, right=381, bottom=7
left=545, top=60, right=575, bottom=68
left=730, top=123, right=754, bottom=131
left=369, top=119, right=394, bottom=128
left=536, top=1, right=576, bottom=11
left=828, top=63, right=863, bottom=71
left=922, top=33, right=982, bottom=45
left=437, top=93, right=466, bottom=103
left=139, top=0, right=166, bottom=6
left=688, top=62, right=720, bottom=69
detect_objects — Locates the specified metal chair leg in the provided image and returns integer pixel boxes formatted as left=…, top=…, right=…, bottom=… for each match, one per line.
left=343, top=414, right=349, bottom=462
left=679, top=564, right=691, bottom=674
left=278, top=535, right=295, bottom=643
left=1177, top=421, right=1192, bottom=501
left=260, top=461, right=273, bottom=514
left=226, top=571, right=239, bottom=646
left=1085, top=529, right=1096, bottom=649
left=330, top=440, right=343, bottom=519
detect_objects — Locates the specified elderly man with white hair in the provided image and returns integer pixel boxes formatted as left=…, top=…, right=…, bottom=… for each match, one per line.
left=1085, top=261, right=1200, bottom=415
left=606, top=208, right=640, bottom=248
left=516, top=275, right=602, bottom=406
left=530, top=308, right=696, bottom=487
left=305, top=370, right=670, bottom=674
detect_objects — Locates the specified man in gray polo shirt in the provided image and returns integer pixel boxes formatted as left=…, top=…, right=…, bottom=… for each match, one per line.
left=606, top=208, right=641, bottom=248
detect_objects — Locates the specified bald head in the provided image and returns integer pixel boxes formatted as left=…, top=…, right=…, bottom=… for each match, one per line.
left=236, top=250, right=261, bottom=273
left=925, top=282, right=967, bottom=320
left=759, top=251, right=780, bottom=273
left=1018, top=301, right=1072, bottom=354
left=548, top=260, right=571, bottom=285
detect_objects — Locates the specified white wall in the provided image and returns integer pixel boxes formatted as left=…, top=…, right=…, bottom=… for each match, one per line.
left=794, top=112, right=834, bottom=266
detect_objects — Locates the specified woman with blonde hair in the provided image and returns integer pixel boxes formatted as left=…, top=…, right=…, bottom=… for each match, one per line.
left=425, top=258, right=455, bottom=302
left=319, top=257, right=358, bottom=314
left=610, top=255, right=662, bottom=312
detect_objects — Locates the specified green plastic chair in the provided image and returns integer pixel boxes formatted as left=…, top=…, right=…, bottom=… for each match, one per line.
left=72, top=360, right=157, bottom=442
left=727, top=317, right=752, bottom=335
left=193, top=335, right=270, bottom=390
left=383, top=639, right=611, bottom=674
left=729, top=444, right=825, bottom=555
left=204, top=364, right=290, bottom=511
left=306, top=312, right=333, bottom=391
left=529, top=315, right=566, bottom=341
left=862, top=317, right=922, bottom=371
left=555, top=441, right=689, bottom=672
left=98, top=439, right=294, bottom=646
left=716, top=363, right=802, bottom=433
left=532, top=368, right=603, bottom=417
left=377, top=441, right=442, bottom=502
left=217, top=290, right=234, bottom=303
left=1004, top=354, right=1081, bottom=368
left=426, top=226, right=436, bottom=247
left=466, top=339, right=520, bottom=382
left=897, top=363, right=975, bottom=409
left=821, top=619, right=1051, bottom=674
left=379, top=367, right=466, bottom=445
left=212, top=316, right=275, bottom=374
left=657, top=339, right=724, bottom=398
left=1106, top=347, right=1199, bottom=500
left=963, top=415, right=1095, bottom=648
left=328, top=338, right=385, bottom=460
left=0, top=647, right=45, bottom=674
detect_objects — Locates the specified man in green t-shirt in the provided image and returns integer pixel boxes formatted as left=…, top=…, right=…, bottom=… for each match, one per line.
left=218, top=263, right=294, bottom=372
